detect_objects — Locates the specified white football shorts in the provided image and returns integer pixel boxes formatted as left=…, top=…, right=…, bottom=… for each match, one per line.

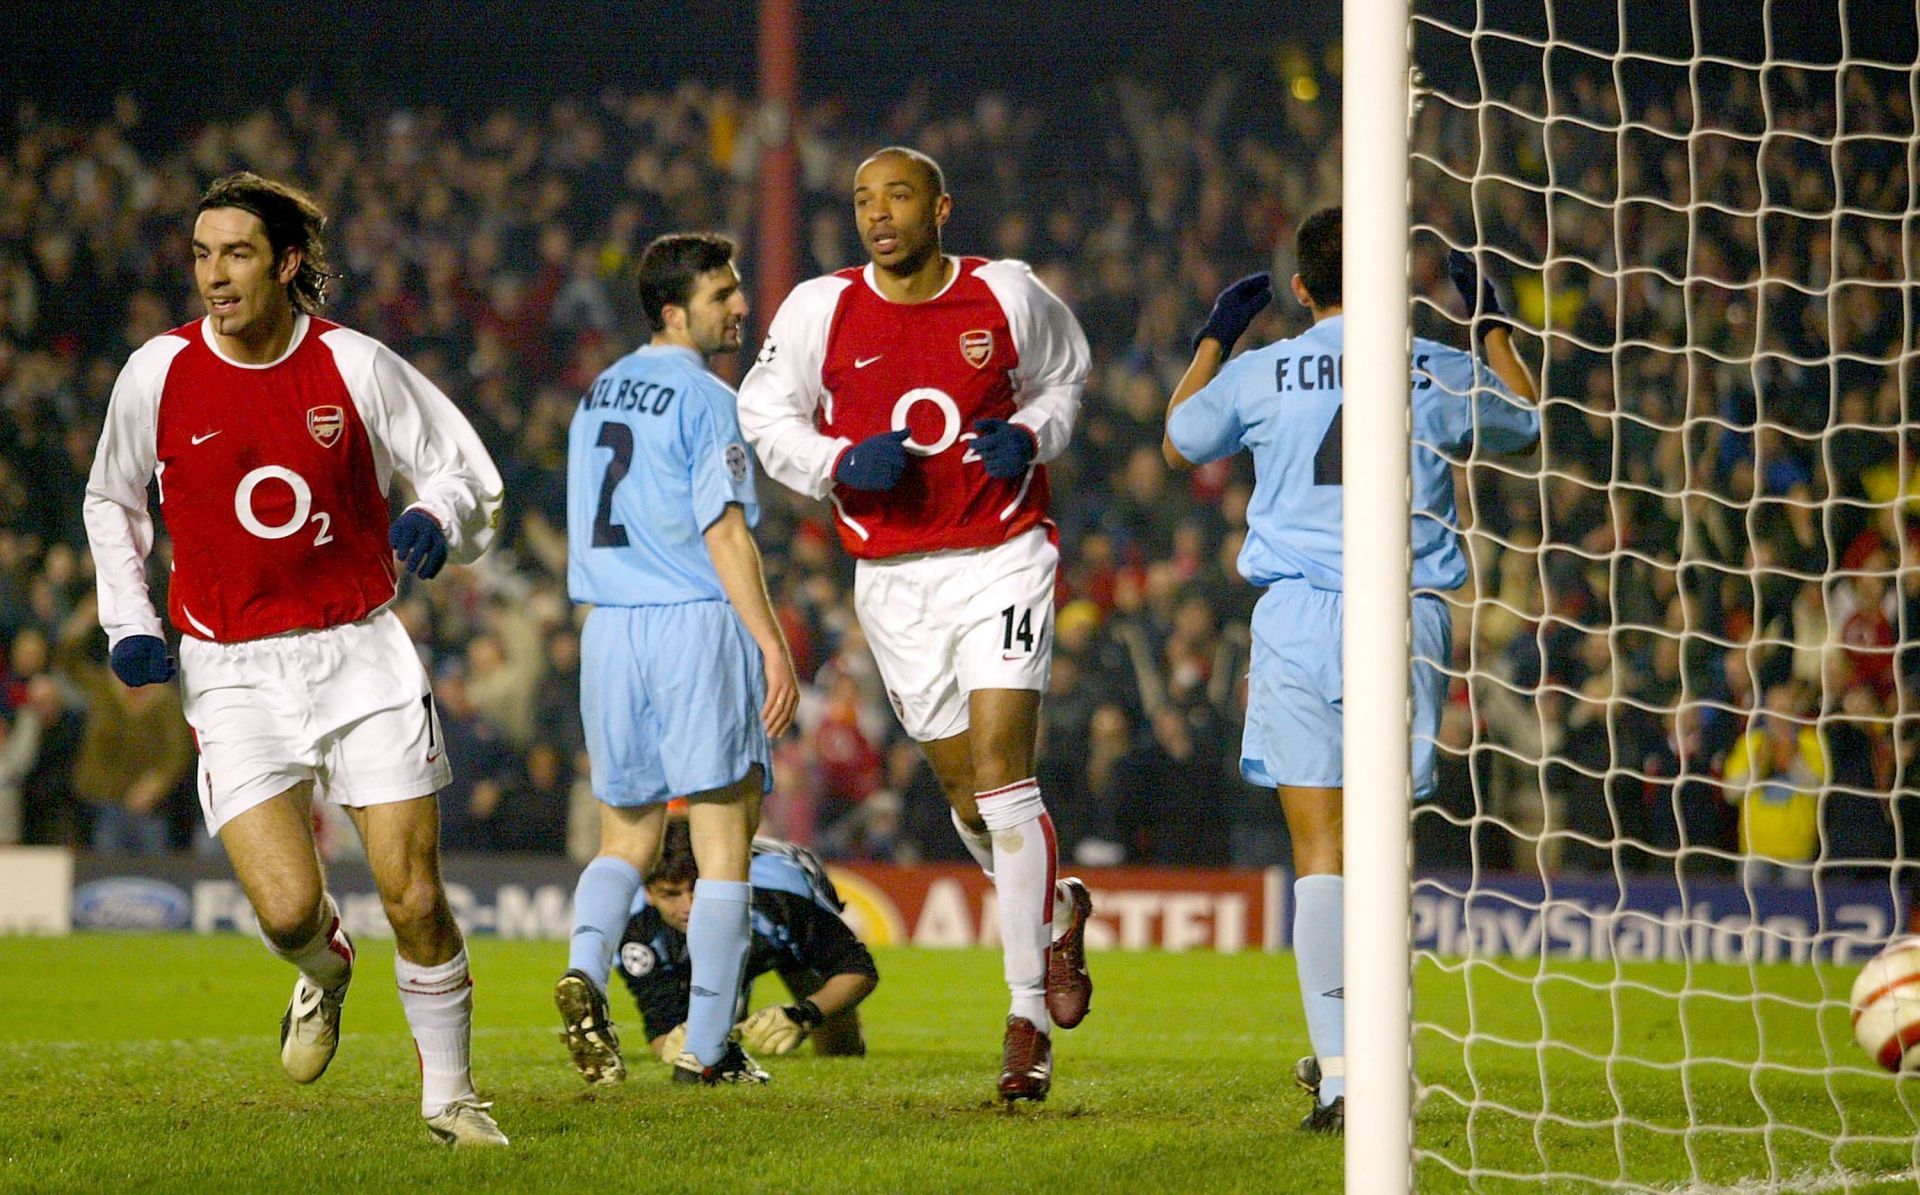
left=179, top=608, right=451, bottom=835
left=853, top=526, right=1057, bottom=742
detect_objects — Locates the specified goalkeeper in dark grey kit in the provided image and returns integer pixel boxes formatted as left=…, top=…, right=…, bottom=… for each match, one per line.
left=614, top=819, right=878, bottom=1068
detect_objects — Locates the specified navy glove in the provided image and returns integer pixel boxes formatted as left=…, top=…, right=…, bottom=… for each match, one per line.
left=1447, top=249, right=1509, bottom=340
left=110, top=635, right=176, bottom=687
left=971, top=418, right=1038, bottom=480
left=1193, top=271, right=1273, bottom=352
left=834, top=428, right=913, bottom=492
left=390, top=509, right=449, bottom=580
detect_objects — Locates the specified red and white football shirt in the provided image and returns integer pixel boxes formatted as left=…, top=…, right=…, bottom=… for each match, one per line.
left=739, top=257, right=1089, bottom=559
left=85, top=314, right=504, bottom=645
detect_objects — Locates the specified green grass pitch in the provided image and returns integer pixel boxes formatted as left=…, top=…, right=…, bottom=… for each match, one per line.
left=2, top=935, right=1919, bottom=1192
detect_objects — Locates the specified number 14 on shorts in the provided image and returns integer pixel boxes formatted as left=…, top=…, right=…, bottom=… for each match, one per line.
left=999, top=604, right=1036, bottom=659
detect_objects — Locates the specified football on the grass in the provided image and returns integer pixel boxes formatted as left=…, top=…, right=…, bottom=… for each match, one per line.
left=1852, top=938, right=1920, bottom=1072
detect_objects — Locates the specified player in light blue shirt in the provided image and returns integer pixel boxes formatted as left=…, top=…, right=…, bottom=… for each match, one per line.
left=1163, top=208, right=1540, bottom=1133
left=555, top=233, right=799, bottom=1091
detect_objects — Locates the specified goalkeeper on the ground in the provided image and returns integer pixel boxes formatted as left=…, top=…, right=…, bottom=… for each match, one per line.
left=615, top=818, right=878, bottom=1061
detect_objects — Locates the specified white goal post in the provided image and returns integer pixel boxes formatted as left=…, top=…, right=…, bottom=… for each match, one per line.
left=1343, top=0, right=1415, bottom=1191
left=1346, top=1, right=1920, bottom=1190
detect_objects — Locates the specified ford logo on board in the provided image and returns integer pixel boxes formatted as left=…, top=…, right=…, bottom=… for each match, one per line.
left=72, top=878, right=193, bottom=930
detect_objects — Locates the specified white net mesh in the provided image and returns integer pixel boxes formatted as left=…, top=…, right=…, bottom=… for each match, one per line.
left=1406, top=1, right=1920, bottom=1188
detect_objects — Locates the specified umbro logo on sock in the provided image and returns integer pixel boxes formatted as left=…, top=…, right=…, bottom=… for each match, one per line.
left=1322, top=987, right=1344, bottom=1000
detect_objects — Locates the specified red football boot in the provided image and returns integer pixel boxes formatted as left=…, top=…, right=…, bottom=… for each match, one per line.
left=1045, top=877, right=1094, bottom=1029
left=998, top=1015, right=1053, bottom=1102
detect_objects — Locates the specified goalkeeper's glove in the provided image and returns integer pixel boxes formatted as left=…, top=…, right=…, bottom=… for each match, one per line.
left=652, top=1022, right=687, bottom=1063
left=1446, top=248, right=1510, bottom=343
left=1193, top=271, right=1273, bottom=352
left=737, top=999, right=824, bottom=1055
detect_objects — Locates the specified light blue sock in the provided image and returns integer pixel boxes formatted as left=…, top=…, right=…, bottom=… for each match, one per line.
left=1293, top=874, right=1345, bottom=1104
left=567, top=856, right=643, bottom=992
left=686, top=878, right=752, bottom=1067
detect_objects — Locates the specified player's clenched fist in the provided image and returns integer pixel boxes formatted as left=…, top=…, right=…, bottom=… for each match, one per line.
left=1446, top=248, right=1509, bottom=338
left=970, top=418, right=1038, bottom=480
left=737, top=1000, right=824, bottom=1055
left=389, top=508, right=449, bottom=579
left=1193, top=271, right=1273, bottom=352
left=833, top=428, right=913, bottom=492
left=109, top=635, right=176, bottom=687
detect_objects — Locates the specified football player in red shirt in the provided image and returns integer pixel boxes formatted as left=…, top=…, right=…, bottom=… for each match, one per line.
left=740, top=147, right=1095, bottom=1101
left=83, top=172, right=507, bottom=1146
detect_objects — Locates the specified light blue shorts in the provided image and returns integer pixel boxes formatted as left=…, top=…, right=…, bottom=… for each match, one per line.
left=1241, top=581, right=1452, bottom=798
left=581, top=601, right=772, bottom=807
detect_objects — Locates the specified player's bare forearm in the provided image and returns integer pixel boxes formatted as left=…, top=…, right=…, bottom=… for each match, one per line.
left=704, top=505, right=800, bottom=738
left=1481, top=326, right=1538, bottom=404
left=1162, top=339, right=1226, bottom=470
left=808, top=971, right=878, bottom=1020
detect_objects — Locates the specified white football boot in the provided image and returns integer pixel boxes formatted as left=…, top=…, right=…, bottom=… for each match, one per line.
left=425, top=1098, right=509, bottom=1147
left=279, top=931, right=353, bottom=1084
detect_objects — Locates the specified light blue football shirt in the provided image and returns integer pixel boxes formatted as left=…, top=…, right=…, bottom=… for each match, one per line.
left=1167, top=314, right=1539, bottom=593
left=567, top=344, right=759, bottom=607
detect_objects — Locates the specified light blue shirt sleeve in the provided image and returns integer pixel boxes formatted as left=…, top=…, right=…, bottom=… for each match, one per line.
left=1167, top=357, right=1252, bottom=465
left=683, top=375, right=760, bottom=533
left=1420, top=344, right=1539, bottom=456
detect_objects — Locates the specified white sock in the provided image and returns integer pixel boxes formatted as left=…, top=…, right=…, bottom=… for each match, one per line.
left=265, top=893, right=353, bottom=991
left=396, top=947, right=477, bottom=1117
left=976, top=779, right=1056, bottom=1029
left=950, top=807, right=995, bottom=878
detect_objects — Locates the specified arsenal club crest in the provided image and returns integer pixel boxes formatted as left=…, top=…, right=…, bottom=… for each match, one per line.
left=959, top=329, right=993, bottom=369
left=307, top=405, right=345, bottom=448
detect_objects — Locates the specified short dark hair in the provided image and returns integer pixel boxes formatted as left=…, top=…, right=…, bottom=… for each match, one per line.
left=644, top=817, right=697, bottom=888
left=1296, top=207, right=1342, bottom=309
left=637, top=233, right=737, bottom=333
left=860, top=146, right=946, bottom=197
left=197, top=171, right=335, bottom=313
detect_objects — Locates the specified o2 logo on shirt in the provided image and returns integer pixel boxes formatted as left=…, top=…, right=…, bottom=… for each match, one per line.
left=891, top=387, right=963, bottom=457
left=234, top=466, right=335, bottom=546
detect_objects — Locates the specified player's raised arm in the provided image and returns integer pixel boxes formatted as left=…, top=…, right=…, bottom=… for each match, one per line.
left=1163, top=272, right=1273, bottom=470
left=1442, top=249, right=1541, bottom=455
left=975, top=261, right=1090, bottom=466
left=84, top=339, right=181, bottom=653
left=342, top=334, right=505, bottom=571
left=737, top=277, right=854, bottom=499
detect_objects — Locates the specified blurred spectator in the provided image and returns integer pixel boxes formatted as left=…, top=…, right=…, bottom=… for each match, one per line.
left=1723, top=684, right=1828, bottom=887
left=54, top=601, right=191, bottom=853
left=3, top=54, right=1914, bottom=876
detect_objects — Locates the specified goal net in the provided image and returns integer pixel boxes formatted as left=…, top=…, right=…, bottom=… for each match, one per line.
left=1378, top=0, right=1920, bottom=1189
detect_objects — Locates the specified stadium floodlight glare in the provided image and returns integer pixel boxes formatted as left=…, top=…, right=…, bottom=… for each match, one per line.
left=1347, top=0, right=1920, bottom=1189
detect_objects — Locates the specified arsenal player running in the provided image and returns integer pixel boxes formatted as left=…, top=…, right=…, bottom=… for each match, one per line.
left=83, top=173, right=508, bottom=1146
left=739, top=147, right=1095, bottom=1101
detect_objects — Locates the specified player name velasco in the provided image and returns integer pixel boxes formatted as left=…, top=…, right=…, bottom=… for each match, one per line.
left=1412, top=883, right=1893, bottom=965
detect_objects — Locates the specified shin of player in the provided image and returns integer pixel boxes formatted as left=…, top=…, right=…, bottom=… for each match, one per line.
left=1163, top=209, right=1540, bottom=1134
left=85, top=172, right=507, bottom=1146
left=739, top=146, right=1094, bottom=1102
left=560, top=232, right=798, bottom=1088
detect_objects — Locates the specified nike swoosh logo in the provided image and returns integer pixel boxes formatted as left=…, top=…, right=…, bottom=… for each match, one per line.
left=426, top=751, right=442, bottom=764
left=1001, top=653, right=1025, bottom=661
left=855, top=355, right=883, bottom=368
left=191, top=430, right=222, bottom=445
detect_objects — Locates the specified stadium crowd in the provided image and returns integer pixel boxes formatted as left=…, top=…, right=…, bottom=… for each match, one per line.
left=2, top=54, right=1917, bottom=884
